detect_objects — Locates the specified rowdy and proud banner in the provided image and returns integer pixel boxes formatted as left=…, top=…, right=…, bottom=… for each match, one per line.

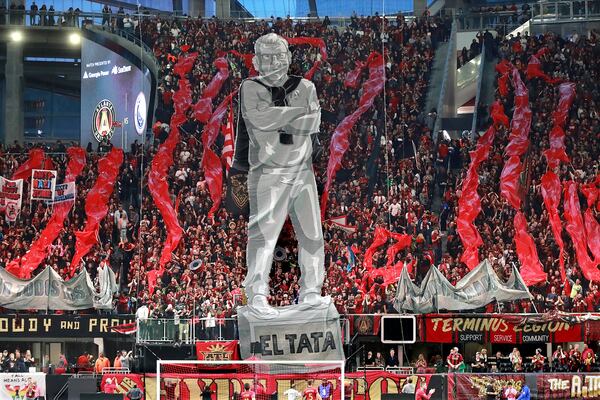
left=0, top=373, right=46, bottom=400
left=30, top=169, right=57, bottom=201
left=0, top=176, right=23, bottom=222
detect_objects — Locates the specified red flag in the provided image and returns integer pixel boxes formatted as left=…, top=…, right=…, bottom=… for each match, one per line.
left=221, top=100, right=235, bottom=172
left=363, top=226, right=390, bottom=270
left=564, top=181, right=600, bottom=281
left=385, top=233, right=412, bottom=267
left=541, top=171, right=567, bottom=282
left=581, top=183, right=600, bottom=261
left=283, top=36, right=328, bottom=61
left=304, top=60, right=322, bottom=80
left=526, top=54, right=561, bottom=84
left=513, top=211, right=547, bottom=286
left=12, top=148, right=45, bottom=181
left=5, top=147, right=87, bottom=279
left=500, top=155, right=523, bottom=210
left=457, top=124, right=496, bottom=269
left=70, top=148, right=123, bottom=274
left=173, top=51, right=198, bottom=78
left=193, top=57, right=230, bottom=123
left=321, top=52, right=385, bottom=216
left=344, top=61, right=366, bottom=88
left=110, top=322, right=137, bottom=335
left=148, top=53, right=198, bottom=270
left=200, top=91, right=238, bottom=217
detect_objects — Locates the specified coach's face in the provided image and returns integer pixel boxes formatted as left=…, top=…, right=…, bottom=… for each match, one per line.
left=255, top=42, right=290, bottom=84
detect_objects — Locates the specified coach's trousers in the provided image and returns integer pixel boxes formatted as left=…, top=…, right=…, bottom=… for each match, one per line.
left=244, top=163, right=324, bottom=302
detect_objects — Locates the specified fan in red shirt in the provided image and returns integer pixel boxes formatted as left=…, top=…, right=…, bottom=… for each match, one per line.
left=303, top=381, right=322, bottom=400
left=240, top=383, right=256, bottom=400
left=447, top=347, right=464, bottom=372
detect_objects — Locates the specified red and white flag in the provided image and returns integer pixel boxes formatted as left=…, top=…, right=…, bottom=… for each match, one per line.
left=110, top=322, right=137, bottom=335
left=221, top=102, right=235, bottom=173
left=326, top=215, right=357, bottom=234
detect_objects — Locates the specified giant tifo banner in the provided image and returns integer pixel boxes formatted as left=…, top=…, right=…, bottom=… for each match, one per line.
left=453, top=373, right=600, bottom=399
left=420, top=314, right=587, bottom=344
left=144, top=372, right=445, bottom=400
left=0, top=266, right=115, bottom=311
left=0, top=373, right=46, bottom=400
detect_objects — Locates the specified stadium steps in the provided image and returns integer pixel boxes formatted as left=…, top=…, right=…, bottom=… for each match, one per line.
left=424, top=41, right=449, bottom=116
left=475, top=53, right=499, bottom=132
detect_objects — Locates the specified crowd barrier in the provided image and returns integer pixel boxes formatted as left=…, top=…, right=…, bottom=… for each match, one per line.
left=3, top=371, right=599, bottom=399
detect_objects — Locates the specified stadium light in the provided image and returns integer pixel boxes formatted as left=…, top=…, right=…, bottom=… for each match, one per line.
left=10, top=31, right=23, bottom=42
left=68, top=33, right=81, bottom=45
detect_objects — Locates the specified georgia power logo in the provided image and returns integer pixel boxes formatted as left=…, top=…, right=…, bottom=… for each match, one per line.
left=134, top=91, right=147, bottom=135
left=92, top=99, right=116, bottom=142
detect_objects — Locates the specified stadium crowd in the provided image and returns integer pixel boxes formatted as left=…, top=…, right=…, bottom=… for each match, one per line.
left=0, top=14, right=598, bottom=329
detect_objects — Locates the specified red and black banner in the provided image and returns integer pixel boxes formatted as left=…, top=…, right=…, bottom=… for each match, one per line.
left=420, top=314, right=584, bottom=344
left=195, top=340, right=239, bottom=362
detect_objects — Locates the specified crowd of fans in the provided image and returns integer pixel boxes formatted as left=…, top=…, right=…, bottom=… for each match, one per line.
left=448, top=29, right=600, bottom=313
left=0, top=14, right=598, bottom=329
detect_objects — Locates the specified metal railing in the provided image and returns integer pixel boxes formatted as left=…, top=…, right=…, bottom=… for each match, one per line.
left=137, top=315, right=352, bottom=344
left=531, top=0, right=600, bottom=22
left=136, top=317, right=238, bottom=344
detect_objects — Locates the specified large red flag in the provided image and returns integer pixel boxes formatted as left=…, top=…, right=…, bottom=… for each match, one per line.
left=321, top=52, right=385, bottom=216
left=70, top=148, right=123, bottom=274
left=200, top=91, right=238, bottom=216
left=221, top=99, right=235, bottom=172
left=193, top=57, right=230, bottom=123
left=5, top=148, right=87, bottom=279
left=564, top=181, right=600, bottom=280
left=513, top=211, right=547, bottom=286
left=12, top=148, right=45, bottom=181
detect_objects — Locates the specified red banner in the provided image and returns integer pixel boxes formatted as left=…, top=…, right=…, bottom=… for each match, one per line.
left=563, top=181, right=600, bottom=281
left=513, top=211, right=547, bottom=286
left=457, top=119, right=496, bottom=269
left=344, top=60, right=366, bottom=88
left=581, top=184, right=600, bottom=262
left=421, top=314, right=584, bottom=344
left=321, top=52, right=385, bottom=216
left=454, top=373, right=526, bottom=399
left=101, top=373, right=144, bottom=395
left=284, top=36, right=328, bottom=61
left=348, top=315, right=382, bottom=336
left=200, top=91, right=238, bottom=216
left=152, top=371, right=440, bottom=400
left=70, top=148, right=123, bottom=274
left=12, top=148, right=45, bottom=181
left=540, top=82, right=576, bottom=282
left=454, top=373, right=600, bottom=399
left=500, top=155, right=523, bottom=210
left=193, top=57, right=230, bottom=123
left=526, top=53, right=562, bottom=84
left=6, top=147, right=86, bottom=279
left=195, top=340, right=239, bottom=362
left=148, top=54, right=198, bottom=274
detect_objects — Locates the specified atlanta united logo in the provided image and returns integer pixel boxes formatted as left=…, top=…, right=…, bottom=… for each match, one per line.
left=92, top=99, right=116, bottom=142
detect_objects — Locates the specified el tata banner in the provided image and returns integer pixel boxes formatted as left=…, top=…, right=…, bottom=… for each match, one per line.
left=0, top=314, right=134, bottom=338
left=420, top=314, right=584, bottom=344
left=453, top=373, right=600, bottom=399
left=0, top=373, right=46, bottom=400
left=144, top=372, right=445, bottom=400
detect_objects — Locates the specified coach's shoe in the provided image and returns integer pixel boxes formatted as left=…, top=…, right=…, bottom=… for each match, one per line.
left=300, top=293, right=331, bottom=307
left=249, top=295, right=279, bottom=319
